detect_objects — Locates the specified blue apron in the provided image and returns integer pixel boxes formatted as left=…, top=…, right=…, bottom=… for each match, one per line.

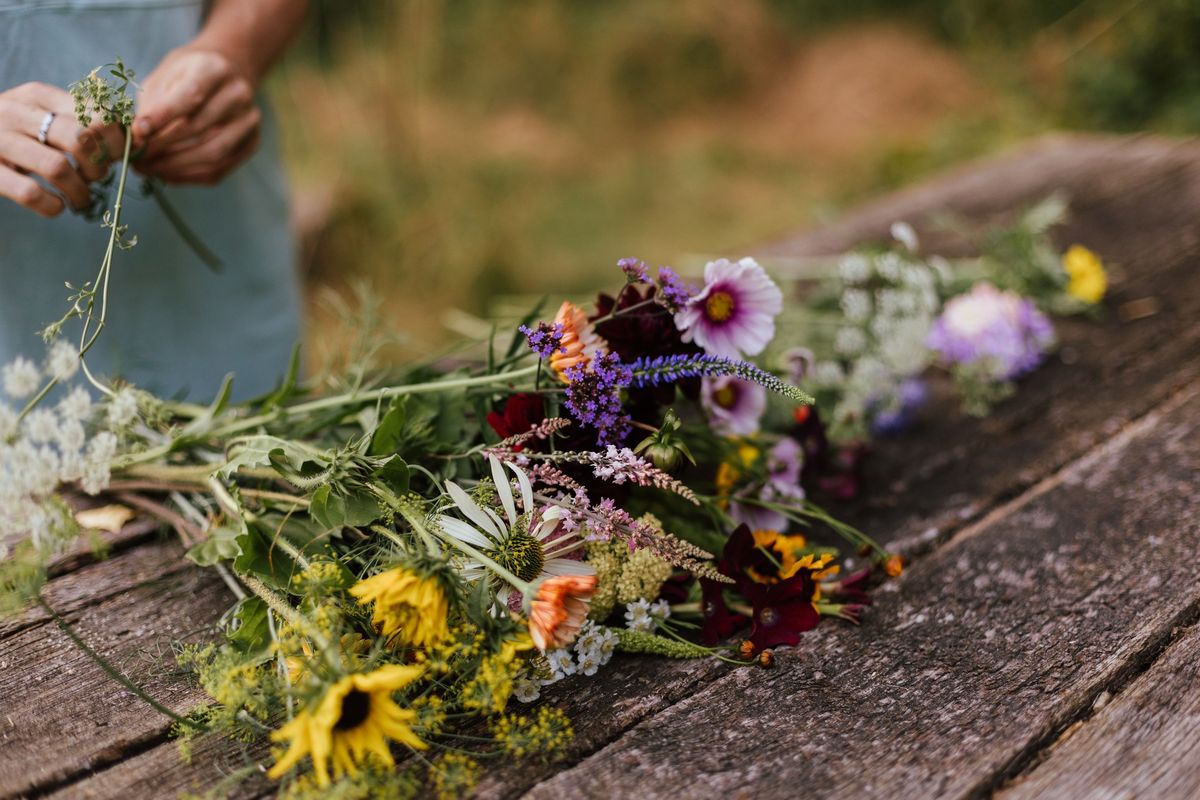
left=0, top=0, right=301, bottom=400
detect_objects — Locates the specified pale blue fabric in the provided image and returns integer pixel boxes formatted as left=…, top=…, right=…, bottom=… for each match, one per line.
left=0, top=0, right=301, bottom=400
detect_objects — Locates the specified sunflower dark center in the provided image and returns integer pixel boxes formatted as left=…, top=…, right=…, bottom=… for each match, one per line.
left=335, top=689, right=371, bottom=731
left=705, top=290, right=735, bottom=323
left=496, top=529, right=546, bottom=584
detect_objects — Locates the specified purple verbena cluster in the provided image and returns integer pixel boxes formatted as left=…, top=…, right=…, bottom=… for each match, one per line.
left=563, top=351, right=633, bottom=446
left=519, top=321, right=567, bottom=360
left=617, top=257, right=650, bottom=283
left=628, top=353, right=811, bottom=405
left=655, top=267, right=694, bottom=313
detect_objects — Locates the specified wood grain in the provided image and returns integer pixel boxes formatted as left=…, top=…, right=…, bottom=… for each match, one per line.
left=519, top=385, right=1200, bottom=799
left=0, top=565, right=234, bottom=798
left=998, top=622, right=1200, bottom=800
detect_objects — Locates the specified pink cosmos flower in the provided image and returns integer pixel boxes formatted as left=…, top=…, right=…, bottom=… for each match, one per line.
left=675, top=257, right=783, bottom=359
left=702, top=376, right=766, bottom=436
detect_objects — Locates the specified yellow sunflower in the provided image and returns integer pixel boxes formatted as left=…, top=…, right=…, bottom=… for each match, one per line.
left=350, top=566, right=449, bottom=648
left=268, top=664, right=426, bottom=786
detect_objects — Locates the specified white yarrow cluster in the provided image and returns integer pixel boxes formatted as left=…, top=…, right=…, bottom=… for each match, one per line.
left=515, top=619, right=619, bottom=702
left=624, top=598, right=670, bottom=633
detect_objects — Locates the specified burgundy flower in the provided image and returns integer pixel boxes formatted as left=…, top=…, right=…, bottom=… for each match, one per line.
left=699, top=577, right=749, bottom=645
left=658, top=571, right=694, bottom=606
left=593, top=284, right=702, bottom=405
left=741, top=574, right=821, bottom=649
left=486, top=393, right=545, bottom=447
left=822, top=567, right=872, bottom=605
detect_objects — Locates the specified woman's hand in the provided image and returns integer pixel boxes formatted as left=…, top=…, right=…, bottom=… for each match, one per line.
left=133, top=47, right=262, bottom=186
left=0, top=82, right=124, bottom=217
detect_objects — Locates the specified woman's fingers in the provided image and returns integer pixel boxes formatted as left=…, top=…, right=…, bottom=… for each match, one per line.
left=134, top=52, right=231, bottom=143
left=0, top=132, right=92, bottom=209
left=139, top=105, right=260, bottom=180
left=141, top=77, right=254, bottom=160
left=0, top=165, right=64, bottom=217
left=166, top=129, right=260, bottom=185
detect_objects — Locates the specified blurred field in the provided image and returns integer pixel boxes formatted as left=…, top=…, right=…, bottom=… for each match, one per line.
left=269, top=0, right=1199, bottom=355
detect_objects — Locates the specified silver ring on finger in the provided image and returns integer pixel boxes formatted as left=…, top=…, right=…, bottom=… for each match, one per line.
left=36, top=111, right=56, bottom=144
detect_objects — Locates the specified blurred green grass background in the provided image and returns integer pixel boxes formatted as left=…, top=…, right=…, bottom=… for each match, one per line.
left=270, top=0, right=1199, bottom=354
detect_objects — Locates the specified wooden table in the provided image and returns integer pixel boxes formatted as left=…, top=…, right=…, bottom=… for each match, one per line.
left=2, top=133, right=1198, bottom=799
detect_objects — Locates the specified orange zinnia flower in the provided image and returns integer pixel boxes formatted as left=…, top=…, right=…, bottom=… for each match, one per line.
left=548, top=301, right=606, bottom=382
left=528, top=574, right=597, bottom=651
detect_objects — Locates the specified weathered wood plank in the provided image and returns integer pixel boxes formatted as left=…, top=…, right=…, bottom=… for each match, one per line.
left=997, top=603, right=1200, bottom=799
left=0, top=537, right=190, bottom=641
left=0, top=566, right=234, bottom=799
left=518, top=384, right=1200, bottom=799
left=45, top=734, right=271, bottom=800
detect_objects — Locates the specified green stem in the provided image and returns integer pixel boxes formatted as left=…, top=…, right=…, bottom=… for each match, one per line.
left=36, top=595, right=201, bottom=730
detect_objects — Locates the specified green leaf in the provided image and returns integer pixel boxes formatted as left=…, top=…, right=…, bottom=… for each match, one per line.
left=309, top=485, right=382, bottom=530
left=373, top=455, right=410, bottom=495
left=185, top=525, right=242, bottom=566
left=369, top=399, right=407, bottom=456
left=218, top=436, right=324, bottom=479
left=258, top=343, right=303, bottom=412
left=228, top=597, right=272, bottom=654
left=233, top=521, right=301, bottom=591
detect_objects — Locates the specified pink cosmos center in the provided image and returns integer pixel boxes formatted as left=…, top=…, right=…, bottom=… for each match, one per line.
left=712, top=384, right=738, bottom=409
left=704, top=290, right=736, bottom=323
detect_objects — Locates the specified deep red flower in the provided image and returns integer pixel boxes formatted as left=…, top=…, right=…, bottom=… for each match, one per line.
left=823, top=566, right=873, bottom=605
left=486, top=393, right=545, bottom=447
left=699, top=577, right=750, bottom=645
left=740, top=574, right=821, bottom=649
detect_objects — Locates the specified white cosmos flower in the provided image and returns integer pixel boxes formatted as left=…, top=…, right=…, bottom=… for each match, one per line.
left=435, top=456, right=593, bottom=607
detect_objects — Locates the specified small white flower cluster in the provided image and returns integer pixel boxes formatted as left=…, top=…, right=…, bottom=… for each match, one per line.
left=624, top=598, right=670, bottom=633
left=1, top=347, right=139, bottom=555
left=513, top=619, right=619, bottom=703
left=808, top=232, right=949, bottom=439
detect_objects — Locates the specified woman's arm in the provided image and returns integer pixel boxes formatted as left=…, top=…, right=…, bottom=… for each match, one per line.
left=133, top=0, right=308, bottom=185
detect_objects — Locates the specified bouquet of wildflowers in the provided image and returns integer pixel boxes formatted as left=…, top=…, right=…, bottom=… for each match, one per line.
left=0, top=65, right=1109, bottom=799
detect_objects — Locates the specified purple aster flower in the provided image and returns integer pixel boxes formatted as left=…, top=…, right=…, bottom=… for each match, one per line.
left=702, top=375, right=766, bottom=436
left=520, top=321, right=567, bottom=360
left=674, top=257, right=783, bottom=359
left=618, top=257, right=650, bottom=283
left=655, top=267, right=695, bottom=313
left=870, top=377, right=929, bottom=436
left=927, top=283, right=1055, bottom=380
left=563, top=351, right=633, bottom=446
left=730, top=436, right=806, bottom=531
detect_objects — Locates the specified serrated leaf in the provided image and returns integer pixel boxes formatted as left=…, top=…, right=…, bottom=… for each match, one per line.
left=373, top=455, right=410, bottom=495
left=309, top=485, right=381, bottom=530
left=218, top=436, right=324, bottom=479
left=228, top=597, right=272, bottom=654
left=185, top=525, right=243, bottom=566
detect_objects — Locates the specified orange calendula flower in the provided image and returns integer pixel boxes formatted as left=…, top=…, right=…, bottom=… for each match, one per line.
left=883, top=553, right=904, bottom=577
left=1062, top=244, right=1107, bottom=304
left=548, top=300, right=607, bottom=382
left=528, top=574, right=597, bottom=651
left=268, top=664, right=426, bottom=786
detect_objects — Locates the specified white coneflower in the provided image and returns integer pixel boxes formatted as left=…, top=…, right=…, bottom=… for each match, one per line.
left=45, top=340, right=79, bottom=382
left=435, top=456, right=593, bottom=607
left=3, top=357, right=40, bottom=399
